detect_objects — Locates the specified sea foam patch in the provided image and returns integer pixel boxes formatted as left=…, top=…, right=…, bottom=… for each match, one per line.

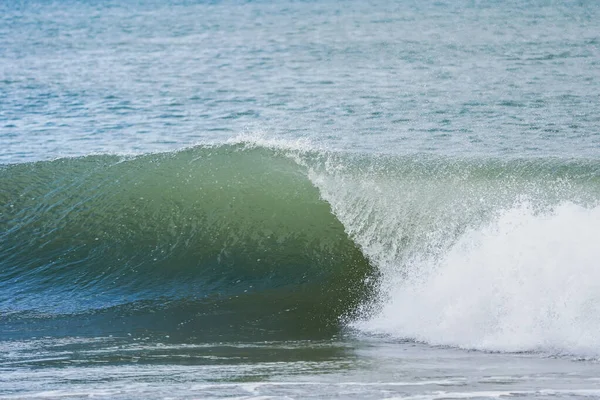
left=355, top=202, right=600, bottom=356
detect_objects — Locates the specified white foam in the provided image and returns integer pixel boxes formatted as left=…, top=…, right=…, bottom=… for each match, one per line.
left=391, top=389, right=600, bottom=400
left=225, top=131, right=317, bottom=153
left=355, top=202, right=600, bottom=355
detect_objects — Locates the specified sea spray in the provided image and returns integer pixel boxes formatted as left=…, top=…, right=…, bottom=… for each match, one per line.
left=355, top=202, right=600, bottom=355
left=307, top=151, right=600, bottom=355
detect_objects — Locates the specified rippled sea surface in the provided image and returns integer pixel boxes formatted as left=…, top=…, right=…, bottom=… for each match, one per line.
left=2, top=0, right=599, bottom=162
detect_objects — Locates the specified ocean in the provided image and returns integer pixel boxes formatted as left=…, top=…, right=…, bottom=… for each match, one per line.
left=1, top=0, right=600, bottom=398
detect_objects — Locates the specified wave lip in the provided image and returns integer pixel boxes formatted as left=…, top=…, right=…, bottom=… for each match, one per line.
left=0, top=144, right=376, bottom=341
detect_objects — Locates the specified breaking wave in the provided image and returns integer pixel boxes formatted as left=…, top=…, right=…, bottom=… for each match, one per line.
left=3, top=140, right=600, bottom=356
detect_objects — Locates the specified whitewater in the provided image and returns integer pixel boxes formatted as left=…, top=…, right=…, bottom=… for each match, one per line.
left=2, top=0, right=600, bottom=398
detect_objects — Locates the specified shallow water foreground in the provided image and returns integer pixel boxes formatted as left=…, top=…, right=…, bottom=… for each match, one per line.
left=2, top=334, right=600, bottom=400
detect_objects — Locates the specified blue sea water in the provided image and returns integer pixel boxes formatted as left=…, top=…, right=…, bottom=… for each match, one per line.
left=2, top=0, right=600, bottom=399
left=1, top=0, right=599, bottom=162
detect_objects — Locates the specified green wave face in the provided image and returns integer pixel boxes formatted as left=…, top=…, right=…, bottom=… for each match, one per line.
left=0, top=145, right=376, bottom=341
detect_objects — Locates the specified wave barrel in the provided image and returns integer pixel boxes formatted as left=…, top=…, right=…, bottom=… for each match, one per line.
left=0, top=145, right=376, bottom=341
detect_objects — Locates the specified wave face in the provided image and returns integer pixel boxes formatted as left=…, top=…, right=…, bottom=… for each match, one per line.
left=3, top=141, right=600, bottom=355
left=0, top=144, right=375, bottom=341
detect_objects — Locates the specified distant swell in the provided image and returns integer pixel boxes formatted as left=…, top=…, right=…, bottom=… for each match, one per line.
left=0, top=144, right=376, bottom=341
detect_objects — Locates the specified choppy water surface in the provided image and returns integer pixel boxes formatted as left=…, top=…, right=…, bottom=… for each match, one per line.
left=1, top=0, right=599, bottom=161
left=1, top=0, right=600, bottom=399
left=4, top=336, right=600, bottom=400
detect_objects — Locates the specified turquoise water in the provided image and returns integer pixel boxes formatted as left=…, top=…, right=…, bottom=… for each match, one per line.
left=2, top=1, right=600, bottom=399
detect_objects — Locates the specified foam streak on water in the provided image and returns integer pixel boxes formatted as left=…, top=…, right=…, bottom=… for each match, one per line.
left=2, top=337, right=600, bottom=400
